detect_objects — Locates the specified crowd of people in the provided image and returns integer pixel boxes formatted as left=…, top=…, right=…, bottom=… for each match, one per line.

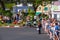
left=38, top=18, right=60, bottom=40
left=0, top=13, right=23, bottom=24
left=0, top=13, right=60, bottom=40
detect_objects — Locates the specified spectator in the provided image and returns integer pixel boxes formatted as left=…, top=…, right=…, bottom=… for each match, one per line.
left=2, top=16, right=7, bottom=23
left=6, top=17, right=11, bottom=23
left=41, top=18, right=46, bottom=31
left=49, top=23, right=55, bottom=39
left=54, top=22, right=59, bottom=40
left=38, top=21, right=42, bottom=34
left=16, top=14, right=20, bottom=21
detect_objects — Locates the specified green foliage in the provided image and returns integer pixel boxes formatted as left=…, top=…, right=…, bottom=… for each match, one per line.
left=35, top=0, right=42, bottom=5
left=33, top=0, right=51, bottom=11
left=28, top=8, right=35, bottom=16
left=5, top=3, right=15, bottom=9
left=28, top=8, right=35, bottom=20
left=2, top=10, right=13, bottom=17
left=0, top=8, right=2, bottom=13
left=0, top=9, right=13, bottom=17
left=0, top=2, right=14, bottom=16
left=42, top=14, right=49, bottom=19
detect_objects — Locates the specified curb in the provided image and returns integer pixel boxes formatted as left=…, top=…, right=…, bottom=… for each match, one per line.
left=0, top=25, right=20, bottom=28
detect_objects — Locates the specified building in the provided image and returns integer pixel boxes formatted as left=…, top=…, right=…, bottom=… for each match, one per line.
left=36, top=4, right=51, bottom=16
left=51, top=1, right=60, bottom=21
left=13, top=3, right=34, bottom=14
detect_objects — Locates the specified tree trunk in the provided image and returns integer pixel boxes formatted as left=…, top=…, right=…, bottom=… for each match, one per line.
left=33, top=4, right=39, bottom=12
left=0, top=0, right=5, bottom=10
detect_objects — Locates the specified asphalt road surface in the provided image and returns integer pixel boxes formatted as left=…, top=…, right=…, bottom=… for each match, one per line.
left=0, top=27, right=50, bottom=40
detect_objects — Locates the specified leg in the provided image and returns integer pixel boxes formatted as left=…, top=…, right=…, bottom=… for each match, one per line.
left=38, top=30, right=41, bottom=34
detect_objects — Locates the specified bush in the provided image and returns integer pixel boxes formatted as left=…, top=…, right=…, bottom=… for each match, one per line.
left=0, top=8, right=3, bottom=14
left=5, top=3, right=15, bottom=9
left=0, top=9, right=13, bottom=18
left=42, top=14, right=49, bottom=19
left=3, top=10, right=13, bottom=17
left=28, top=8, right=35, bottom=20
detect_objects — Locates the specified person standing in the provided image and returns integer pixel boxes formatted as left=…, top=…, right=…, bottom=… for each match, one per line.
left=16, top=14, right=20, bottom=21
left=41, top=18, right=46, bottom=31
left=38, top=22, right=42, bottom=34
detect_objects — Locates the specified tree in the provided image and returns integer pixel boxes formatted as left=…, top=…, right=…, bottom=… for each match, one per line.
left=28, top=8, right=35, bottom=20
left=33, top=0, right=52, bottom=12
left=28, top=0, right=55, bottom=12
left=33, top=0, right=42, bottom=11
left=0, top=0, right=5, bottom=10
left=2, top=10, right=13, bottom=17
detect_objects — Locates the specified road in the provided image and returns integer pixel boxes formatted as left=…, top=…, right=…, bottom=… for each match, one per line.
left=0, top=27, right=49, bottom=40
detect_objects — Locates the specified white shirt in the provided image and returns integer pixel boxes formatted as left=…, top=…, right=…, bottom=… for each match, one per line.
left=34, top=16, right=37, bottom=19
left=51, top=27, right=55, bottom=31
